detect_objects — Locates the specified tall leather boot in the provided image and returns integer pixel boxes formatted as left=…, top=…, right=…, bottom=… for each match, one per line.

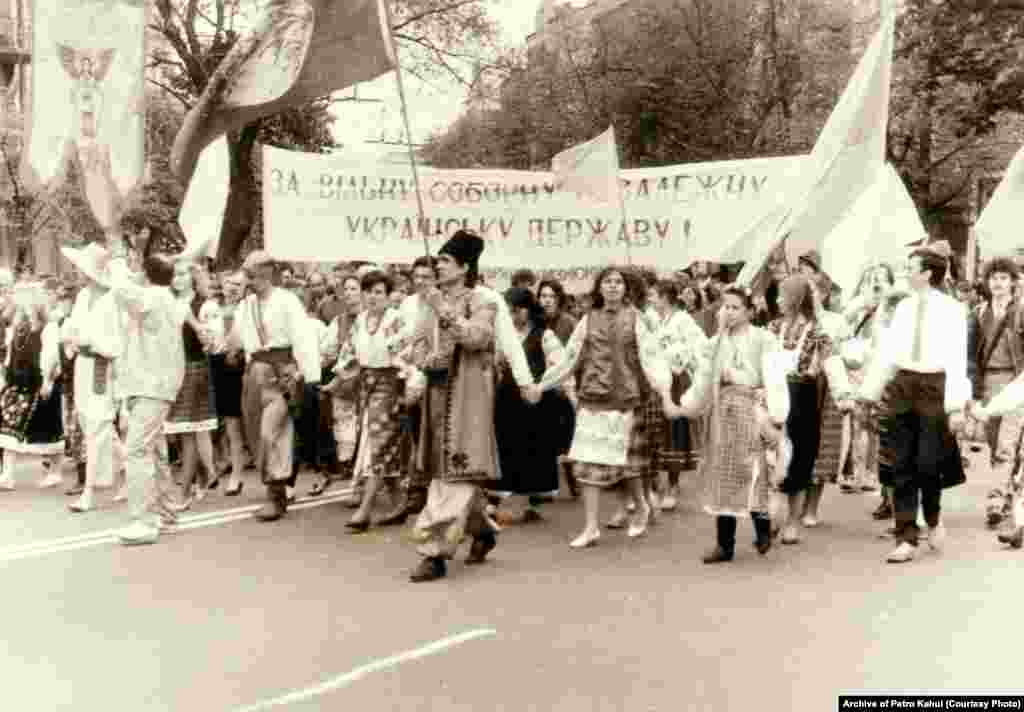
left=257, top=482, right=288, bottom=522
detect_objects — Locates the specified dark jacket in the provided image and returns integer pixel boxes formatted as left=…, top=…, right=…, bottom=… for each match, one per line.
left=967, top=301, right=1024, bottom=399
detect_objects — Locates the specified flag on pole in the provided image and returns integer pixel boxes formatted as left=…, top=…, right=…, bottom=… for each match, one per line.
left=171, top=0, right=397, bottom=188
left=737, top=7, right=895, bottom=285
left=551, top=126, right=621, bottom=204
left=975, top=143, right=1024, bottom=260
left=22, top=0, right=146, bottom=230
left=821, top=163, right=926, bottom=296
left=177, top=137, right=231, bottom=261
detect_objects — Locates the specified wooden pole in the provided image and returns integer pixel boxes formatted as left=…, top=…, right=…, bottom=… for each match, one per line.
left=380, top=1, right=430, bottom=260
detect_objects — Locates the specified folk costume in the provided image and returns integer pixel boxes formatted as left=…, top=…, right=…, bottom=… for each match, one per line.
left=59, top=244, right=125, bottom=510
left=408, top=231, right=504, bottom=582
left=812, top=308, right=851, bottom=486
left=491, top=288, right=572, bottom=510
left=0, top=312, right=65, bottom=461
left=652, top=306, right=707, bottom=481
left=861, top=281, right=969, bottom=561
left=229, top=251, right=321, bottom=521
left=676, top=321, right=790, bottom=560
left=322, top=307, right=361, bottom=473
left=164, top=294, right=218, bottom=436
left=537, top=295, right=671, bottom=547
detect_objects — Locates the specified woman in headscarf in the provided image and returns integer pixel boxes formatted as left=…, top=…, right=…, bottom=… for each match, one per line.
left=669, top=286, right=789, bottom=562
left=490, top=287, right=571, bottom=522
left=647, top=279, right=707, bottom=510
left=0, top=285, right=65, bottom=490
left=535, top=266, right=673, bottom=549
left=768, top=274, right=852, bottom=545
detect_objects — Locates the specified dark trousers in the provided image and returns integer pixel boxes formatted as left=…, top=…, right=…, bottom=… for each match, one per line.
left=879, top=370, right=949, bottom=546
left=716, top=513, right=772, bottom=553
left=405, top=402, right=430, bottom=490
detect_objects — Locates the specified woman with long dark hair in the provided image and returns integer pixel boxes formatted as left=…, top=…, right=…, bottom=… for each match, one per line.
left=537, top=278, right=579, bottom=497
left=535, top=266, right=672, bottom=548
left=768, top=274, right=852, bottom=545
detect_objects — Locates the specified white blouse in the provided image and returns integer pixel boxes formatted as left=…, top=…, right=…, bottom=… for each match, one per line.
left=653, top=308, right=707, bottom=376
left=338, top=308, right=407, bottom=370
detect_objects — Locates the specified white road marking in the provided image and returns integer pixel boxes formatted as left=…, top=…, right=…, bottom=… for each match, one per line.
left=0, top=487, right=355, bottom=563
left=232, top=628, right=499, bottom=712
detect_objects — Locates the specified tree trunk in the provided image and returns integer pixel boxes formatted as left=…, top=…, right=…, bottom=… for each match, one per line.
left=215, top=123, right=260, bottom=269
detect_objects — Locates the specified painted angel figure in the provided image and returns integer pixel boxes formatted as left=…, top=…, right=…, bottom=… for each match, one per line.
left=56, top=44, right=116, bottom=170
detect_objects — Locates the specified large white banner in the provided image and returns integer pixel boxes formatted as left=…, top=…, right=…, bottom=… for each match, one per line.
left=263, top=145, right=804, bottom=269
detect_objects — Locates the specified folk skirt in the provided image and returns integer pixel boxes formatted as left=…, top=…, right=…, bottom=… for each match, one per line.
left=165, top=359, right=218, bottom=435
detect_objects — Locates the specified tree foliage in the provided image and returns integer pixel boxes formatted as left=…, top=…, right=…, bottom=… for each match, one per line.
left=147, top=0, right=501, bottom=267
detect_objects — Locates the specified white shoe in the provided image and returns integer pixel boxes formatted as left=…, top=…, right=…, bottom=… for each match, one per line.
left=605, top=509, right=629, bottom=529
left=626, top=501, right=636, bottom=513
left=68, top=494, right=95, bottom=513
left=886, top=541, right=917, bottom=563
left=38, top=472, right=63, bottom=489
left=801, top=516, right=820, bottom=528
left=0, top=475, right=14, bottom=491
left=569, top=530, right=600, bottom=549
left=660, top=488, right=679, bottom=512
left=112, top=484, right=128, bottom=504
left=117, top=521, right=160, bottom=546
left=628, top=505, right=650, bottom=538
left=927, top=523, right=946, bottom=552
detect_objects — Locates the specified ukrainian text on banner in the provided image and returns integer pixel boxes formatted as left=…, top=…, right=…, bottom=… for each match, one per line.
left=262, top=145, right=805, bottom=269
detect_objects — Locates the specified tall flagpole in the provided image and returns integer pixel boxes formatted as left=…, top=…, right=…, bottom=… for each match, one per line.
left=380, top=0, right=431, bottom=260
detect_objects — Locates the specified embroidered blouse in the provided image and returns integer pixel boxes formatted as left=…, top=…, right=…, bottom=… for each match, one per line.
left=537, top=306, right=671, bottom=399
left=768, top=315, right=851, bottom=398
left=652, top=308, right=708, bottom=376
left=336, top=307, right=407, bottom=370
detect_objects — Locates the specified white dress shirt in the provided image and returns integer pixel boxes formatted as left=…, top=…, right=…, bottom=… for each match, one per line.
left=229, top=287, right=321, bottom=385
left=860, top=287, right=970, bottom=413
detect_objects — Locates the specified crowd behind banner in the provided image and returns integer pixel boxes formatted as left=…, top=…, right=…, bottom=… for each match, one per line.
left=0, top=232, right=1017, bottom=578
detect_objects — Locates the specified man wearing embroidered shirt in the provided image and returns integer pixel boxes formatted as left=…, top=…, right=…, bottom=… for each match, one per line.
left=227, top=251, right=321, bottom=522
left=105, top=238, right=189, bottom=546
left=858, top=248, right=968, bottom=563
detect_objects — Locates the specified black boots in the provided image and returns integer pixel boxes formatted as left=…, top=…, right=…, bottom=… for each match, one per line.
left=256, top=482, right=289, bottom=522
left=465, top=532, right=497, bottom=565
left=410, top=557, right=447, bottom=582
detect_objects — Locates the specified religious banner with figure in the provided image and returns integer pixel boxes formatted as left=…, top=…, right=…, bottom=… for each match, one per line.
left=262, top=144, right=807, bottom=270
left=22, top=0, right=146, bottom=230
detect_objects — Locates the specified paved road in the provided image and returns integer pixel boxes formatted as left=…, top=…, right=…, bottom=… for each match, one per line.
left=2, top=448, right=1022, bottom=712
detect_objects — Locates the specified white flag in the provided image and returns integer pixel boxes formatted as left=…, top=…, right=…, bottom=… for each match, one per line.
left=551, top=126, right=621, bottom=204
left=738, top=8, right=895, bottom=284
left=177, top=137, right=230, bottom=261
left=820, top=163, right=925, bottom=296
left=976, top=143, right=1024, bottom=259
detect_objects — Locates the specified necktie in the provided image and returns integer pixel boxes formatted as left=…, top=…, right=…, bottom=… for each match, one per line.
left=911, top=293, right=926, bottom=362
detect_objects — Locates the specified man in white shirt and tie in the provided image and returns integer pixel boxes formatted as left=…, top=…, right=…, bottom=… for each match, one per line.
left=859, top=247, right=969, bottom=563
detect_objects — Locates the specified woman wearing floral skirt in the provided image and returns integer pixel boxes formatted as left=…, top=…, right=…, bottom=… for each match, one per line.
left=334, top=271, right=409, bottom=532
left=669, top=286, right=790, bottom=562
left=0, top=287, right=65, bottom=489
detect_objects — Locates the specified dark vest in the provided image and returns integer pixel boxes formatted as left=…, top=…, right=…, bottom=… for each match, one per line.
left=577, top=307, right=646, bottom=410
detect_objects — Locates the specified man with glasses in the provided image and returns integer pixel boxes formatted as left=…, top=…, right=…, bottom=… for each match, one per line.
left=859, top=248, right=968, bottom=563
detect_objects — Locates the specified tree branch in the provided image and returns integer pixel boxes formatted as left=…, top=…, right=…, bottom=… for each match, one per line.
left=146, top=77, right=194, bottom=110
left=390, top=0, right=482, bottom=32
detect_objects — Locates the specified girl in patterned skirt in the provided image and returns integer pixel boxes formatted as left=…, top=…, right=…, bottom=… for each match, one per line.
left=671, top=286, right=790, bottom=563
left=166, top=260, right=218, bottom=508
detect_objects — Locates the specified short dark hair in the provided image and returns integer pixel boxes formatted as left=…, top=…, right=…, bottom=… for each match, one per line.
left=982, top=257, right=1019, bottom=285
left=723, top=285, right=755, bottom=311
left=511, top=268, right=537, bottom=289
left=143, top=253, right=175, bottom=287
left=654, top=279, right=680, bottom=306
left=536, top=279, right=568, bottom=311
left=412, top=256, right=438, bottom=275
left=909, top=248, right=947, bottom=288
left=361, top=269, right=393, bottom=294
left=679, top=282, right=704, bottom=311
